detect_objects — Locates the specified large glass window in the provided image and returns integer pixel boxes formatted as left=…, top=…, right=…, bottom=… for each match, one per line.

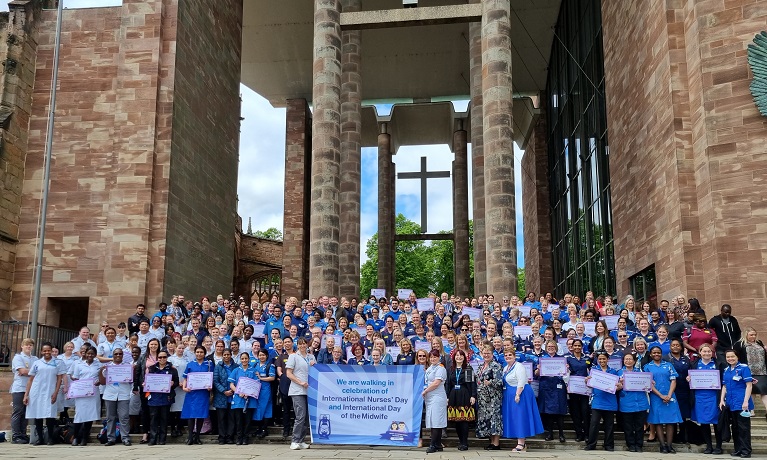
left=546, top=0, right=615, bottom=299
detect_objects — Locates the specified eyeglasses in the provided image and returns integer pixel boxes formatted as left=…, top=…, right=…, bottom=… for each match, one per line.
left=483, top=312, right=490, bottom=315
left=158, top=356, right=168, bottom=359
left=461, top=328, right=468, bottom=331
left=618, top=335, right=628, bottom=338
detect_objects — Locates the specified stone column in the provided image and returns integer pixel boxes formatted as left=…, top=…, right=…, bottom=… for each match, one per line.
left=339, top=0, right=362, bottom=300
left=309, top=0, right=342, bottom=298
left=282, top=99, right=312, bottom=300
left=453, top=123, right=470, bottom=297
left=391, top=159, right=397, bottom=293
left=377, top=125, right=394, bottom=298
left=469, top=11, right=487, bottom=297
left=481, top=0, right=517, bottom=298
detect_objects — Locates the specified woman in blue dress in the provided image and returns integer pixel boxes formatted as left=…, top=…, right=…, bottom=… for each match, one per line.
left=252, top=349, right=276, bottom=439
left=618, top=353, right=650, bottom=452
left=720, top=349, right=754, bottom=458
left=501, top=350, right=543, bottom=452
left=181, top=346, right=214, bottom=445
left=689, top=343, right=722, bottom=454
left=665, top=338, right=692, bottom=444
left=566, top=339, right=591, bottom=442
left=585, top=352, right=621, bottom=452
left=644, top=345, right=683, bottom=453
left=535, top=340, right=567, bottom=442
left=228, top=352, right=258, bottom=445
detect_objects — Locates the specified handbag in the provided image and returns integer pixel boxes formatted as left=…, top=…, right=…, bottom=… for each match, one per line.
left=447, top=405, right=476, bottom=422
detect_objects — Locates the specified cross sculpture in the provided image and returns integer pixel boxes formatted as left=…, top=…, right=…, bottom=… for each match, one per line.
left=397, top=156, right=451, bottom=233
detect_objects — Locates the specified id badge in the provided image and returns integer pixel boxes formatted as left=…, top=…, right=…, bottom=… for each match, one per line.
left=454, top=384, right=461, bottom=390
left=557, top=384, right=563, bottom=389
left=733, top=376, right=742, bottom=381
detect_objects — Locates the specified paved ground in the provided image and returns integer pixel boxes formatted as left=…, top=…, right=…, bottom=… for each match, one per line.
left=0, top=443, right=745, bottom=459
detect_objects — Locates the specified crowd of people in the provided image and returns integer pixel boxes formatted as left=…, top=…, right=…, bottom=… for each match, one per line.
left=8, top=290, right=764, bottom=456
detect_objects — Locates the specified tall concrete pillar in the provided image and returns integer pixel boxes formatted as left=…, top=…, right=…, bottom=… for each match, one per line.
left=339, top=0, right=362, bottom=300
left=453, top=124, right=470, bottom=297
left=469, top=14, right=487, bottom=296
left=309, top=0, right=342, bottom=298
left=391, top=159, right=397, bottom=294
left=377, top=125, right=394, bottom=298
left=481, top=0, right=517, bottom=298
left=282, top=99, right=312, bottom=300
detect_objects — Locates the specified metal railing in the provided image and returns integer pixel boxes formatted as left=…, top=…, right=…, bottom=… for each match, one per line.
left=0, top=321, right=79, bottom=365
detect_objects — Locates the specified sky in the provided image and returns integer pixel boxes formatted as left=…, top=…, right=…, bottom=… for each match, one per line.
left=8, top=0, right=526, bottom=267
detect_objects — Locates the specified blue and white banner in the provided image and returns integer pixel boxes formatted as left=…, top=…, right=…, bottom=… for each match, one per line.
left=308, top=364, right=424, bottom=446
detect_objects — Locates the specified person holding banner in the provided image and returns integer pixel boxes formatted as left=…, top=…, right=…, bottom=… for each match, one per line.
left=476, top=344, right=503, bottom=450
left=98, top=348, right=132, bottom=446
left=645, top=345, right=683, bottom=454
left=502, top=349, right=544, bottom=452
left=688, top=343, right=722, bottom=454
left=536, top=341, right=568, bottom=443
left=422, top=349, right=448, bottom=454
left=213, top=349, right=236, bottom=444
left=447, top=350, right=476, bottom=451
left=23, top=342, right=65, bottom=446
left=229, top=352, right=258, bottom=444
left=286, top=337, right=316, bottom=450
left=720, top=349, right=754, bottom=458
left=347, top=343, right=369, bottom=365
left=181, top=346, right=214, bottom=445
left=617, top=353, right=650, bottom=452
left=252, top=349, right=276, bottom=439
left=70, top=345, right=102, bottom=446
left=566, top=339, right=591, bottom=442
left=146, top=350, right=179, bottom=445
left=584, top=352, right=621, bottom=451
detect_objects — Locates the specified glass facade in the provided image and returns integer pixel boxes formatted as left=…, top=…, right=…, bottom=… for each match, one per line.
left=546, top=0, right=615, bottom=298
left=629, top=265, right=657, bottom=304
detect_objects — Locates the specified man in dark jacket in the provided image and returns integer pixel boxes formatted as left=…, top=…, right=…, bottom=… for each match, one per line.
left=708, top=304, right=741, bottom=366
left=128, top=304, right=150, bottom=335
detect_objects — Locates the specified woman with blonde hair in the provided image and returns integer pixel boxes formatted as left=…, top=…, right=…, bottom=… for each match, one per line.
left=734, top=326, right=767, bottom=418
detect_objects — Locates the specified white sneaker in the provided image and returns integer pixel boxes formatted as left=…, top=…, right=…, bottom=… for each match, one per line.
left=290, top=442, right=301, bottom=450
left=299, top=442, right=310, bottom=449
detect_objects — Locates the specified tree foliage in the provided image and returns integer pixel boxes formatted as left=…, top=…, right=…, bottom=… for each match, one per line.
left=360, top=214, right=475, bottom=298
left=517, top=267, right=526, bottom=299
left=253, top=227, right=283, bottom=241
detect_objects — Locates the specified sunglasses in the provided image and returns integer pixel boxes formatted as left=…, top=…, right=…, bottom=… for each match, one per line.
left=158, top=356, right=168, bottom=359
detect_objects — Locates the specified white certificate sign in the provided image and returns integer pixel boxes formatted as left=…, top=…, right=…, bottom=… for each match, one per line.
left=386, top=346, right=401, bottom=358
left=67, top=378, right=96, bottom=399
left=414, top=341, right=431, bottom=352
left=603, top=315, right=619, bottom=330
left=235, top=376, right=261, bottom=398
left=521, top=362, right=534, bottom=381
left=587, top=369, right=620, bottom=394
left=518, top=306, right=531, bottom=317
left=623, top=372, right=653, bottom=392
left=514, top=325, right=532, bottom=337
left=416, top=298, right=435, bottom=312
left=607, top=356, right=623, bottom=370
left=469, top=358, right=484, bottom=373
left=321, top=334, right=343, bottom=349
left=354, top=327, right=367, bottom=337
left=145, top=373, right=172, bottom=393
left=252, top=324, right=265, bottom=338
left=539, top=357, right=568, bottom=376
left=462, top=307, right=482, bottom=320
left=370, top=288, right=386, bottom=299
left=106, top=364, right=133, bottom=384
left=186, top=371, right=213, bottom=390
left=397, top=289, right=413, bottom=300
left=567, top=376, right=592, bottom=395
left=583, top=322, right=597, bottom=337
left=689, top=369, right=722, bottom=389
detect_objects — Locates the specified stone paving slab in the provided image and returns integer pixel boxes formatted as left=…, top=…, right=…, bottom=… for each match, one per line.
left=0, top=443, right=738, bottom=460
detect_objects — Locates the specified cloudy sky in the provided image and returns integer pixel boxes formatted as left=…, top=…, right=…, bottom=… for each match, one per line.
left=9, top=0, right=526, bottom=267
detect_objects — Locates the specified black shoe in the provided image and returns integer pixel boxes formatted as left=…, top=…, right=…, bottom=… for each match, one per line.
left=105, top=440, right=116, bottom=446
left=713, top=448, right=723, bottom=455
left=668, top=445, right=676, bottom=454
left=426, top=446, right=439, bottom=454
left=457, top=444, right=468, bottom=451
left=12, top=439, right=27, bottom=445
left=740, top=454, right=751, bottom=458
left=584, top=445, right=596, bottom=451
left=704, top=448, right=713, bottom=454
left=559, top=435, right=566, bottom=443
left=123, top=440, right=132, bottom=446
left=236, top=439, right=243, bottom=445
left=731, top=452, right=742, bottom=457
left=226, top=438, right=236, bottom=445
left=148, top=440, right=156, bottom=446
left=194, top=433, right=202, bottom=445
left=159, top=441, right=165, bottom=445
left=605, top=446, right=614, bottom=452
left=629, top=446, right=637, bottom=452
left=186, top=435, right=194, bottom=445
left=46, top=439, right=55, bottom=446
left=575, top=436, right=585, bottom=442
left=544, top=432, right=553, bottom=441
left=485, top=444, right=500, bottom=450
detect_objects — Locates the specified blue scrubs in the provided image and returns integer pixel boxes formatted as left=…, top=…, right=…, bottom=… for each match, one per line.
left=228, top=365, right=259, bottom=410
left=252, top=361, right=275, bottom=420
left=181, top=360, right=215, bottom=419
left=691, top=359, right=719, bottom=424
left=643, top=360, right=683, bottom=424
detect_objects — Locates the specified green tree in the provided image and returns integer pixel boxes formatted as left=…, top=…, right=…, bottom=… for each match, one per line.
left=517, top=267, right=526, bottom=299
left=253, top=227, right=283, bottom=241
left=360, top=215, right=475, bottom=298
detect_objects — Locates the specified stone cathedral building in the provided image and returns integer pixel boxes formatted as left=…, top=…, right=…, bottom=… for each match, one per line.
left=0, top=0, right=764, bottom=334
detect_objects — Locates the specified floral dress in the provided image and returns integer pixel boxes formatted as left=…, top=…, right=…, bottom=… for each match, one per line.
left=475, top=360, right=503, bottom=437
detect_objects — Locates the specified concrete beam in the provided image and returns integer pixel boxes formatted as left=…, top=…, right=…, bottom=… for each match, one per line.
left=340, top=4, right=481, bottom=30
left=394, top=233, right=453, bottom=241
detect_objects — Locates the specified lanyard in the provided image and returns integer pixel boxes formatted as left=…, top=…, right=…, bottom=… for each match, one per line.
left=455, top=368, right=462, bottom=382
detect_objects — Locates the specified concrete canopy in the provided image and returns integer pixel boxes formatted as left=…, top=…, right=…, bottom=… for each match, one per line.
left=241, top=0, right=560, bottom=107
